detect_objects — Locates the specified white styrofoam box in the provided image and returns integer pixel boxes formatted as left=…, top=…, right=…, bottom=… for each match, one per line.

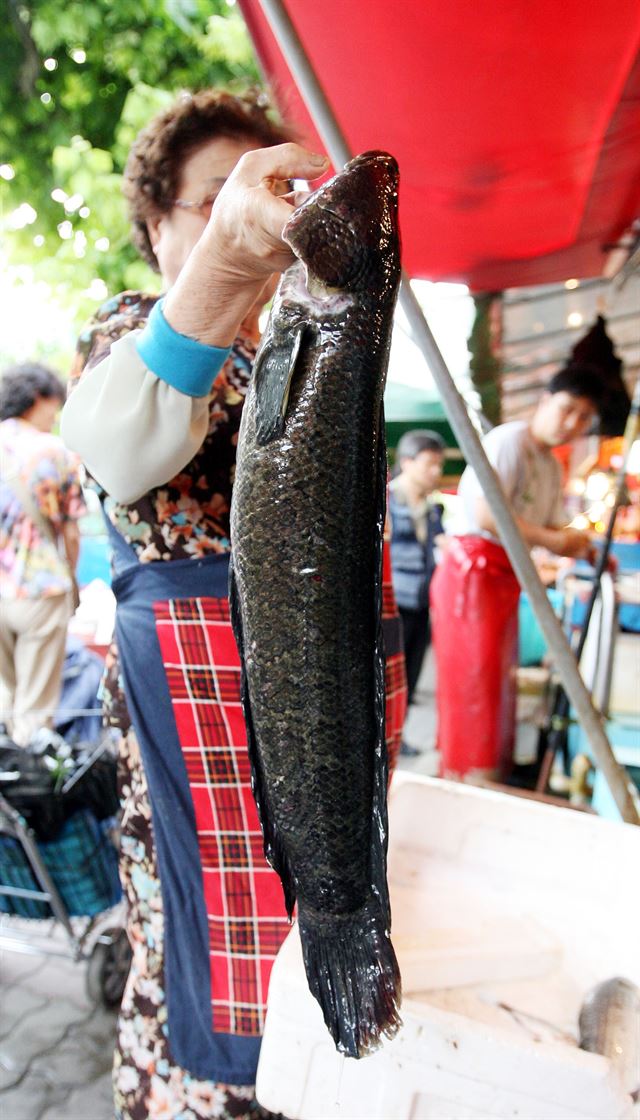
left=256, top=775, right=640, bottom=1120
left=258, top=928, right=634, bottom=1120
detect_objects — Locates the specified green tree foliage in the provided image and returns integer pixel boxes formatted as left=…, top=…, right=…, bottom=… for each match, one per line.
left=0, top=0, right=261, bottom=334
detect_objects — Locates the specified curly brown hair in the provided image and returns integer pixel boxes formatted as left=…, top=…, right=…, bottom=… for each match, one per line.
left=123, top=88, right=296, bottom=270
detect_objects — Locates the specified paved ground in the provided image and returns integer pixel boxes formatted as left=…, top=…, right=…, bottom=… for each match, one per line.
left=1, top=638, right=636, bottom=1120
left=0, top=652, right=437, bottom=1120
left=0, top=928, right=117, bottom=1120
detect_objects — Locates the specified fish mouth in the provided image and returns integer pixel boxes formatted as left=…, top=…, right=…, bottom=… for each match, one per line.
left=284, top=148, right=400, bottom=289
left=311, top=151, right=399, bottom=238
left=347, top=150, right=399, bottom=175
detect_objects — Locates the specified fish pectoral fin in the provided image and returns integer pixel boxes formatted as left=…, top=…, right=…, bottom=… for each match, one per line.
left=254, top=321, right=308, bottom=445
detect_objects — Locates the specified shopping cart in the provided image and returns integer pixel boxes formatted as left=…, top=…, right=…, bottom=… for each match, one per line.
left=0, top=729, right=132, bottom=1009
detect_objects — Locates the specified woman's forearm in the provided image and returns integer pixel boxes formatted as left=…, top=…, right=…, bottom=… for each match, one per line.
left=61, top=331, right=217, bottom=504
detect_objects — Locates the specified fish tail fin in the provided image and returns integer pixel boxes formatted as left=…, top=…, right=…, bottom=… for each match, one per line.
left=229, top=555, right=297, bottom=918
left=298, top=899, right=402, bottom=1058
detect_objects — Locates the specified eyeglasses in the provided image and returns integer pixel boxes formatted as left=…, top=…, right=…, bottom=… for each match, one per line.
left=171, top=177, right=295, bottom=221
left=171, top=179, right=227, bottom=220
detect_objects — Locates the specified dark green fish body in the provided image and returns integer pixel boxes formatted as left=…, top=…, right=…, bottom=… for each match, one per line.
left=229, top=152, right=402, bottom=1057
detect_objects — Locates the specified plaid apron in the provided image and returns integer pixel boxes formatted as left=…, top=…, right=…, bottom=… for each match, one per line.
left=106, top=517, right=407, bottom=1084
left=106, top=519, right=289, bottom=1083
left=381, top=532, right=407, bottom=775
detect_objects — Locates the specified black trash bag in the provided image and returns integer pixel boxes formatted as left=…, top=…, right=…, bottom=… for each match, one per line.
left=569, top=316, right=630, bottom=437
left=0, top=728, right=119, bottom=842
left=62, top=738, right=119, bottom=823
left=0, top=731, right=68, bottom=841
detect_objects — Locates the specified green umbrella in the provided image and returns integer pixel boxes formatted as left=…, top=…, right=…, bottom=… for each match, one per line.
left=383, top=380, right=462, bottom=474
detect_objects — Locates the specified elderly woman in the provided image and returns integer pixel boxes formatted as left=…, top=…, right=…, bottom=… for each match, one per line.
left=62, top=88, right=406, bottom=1120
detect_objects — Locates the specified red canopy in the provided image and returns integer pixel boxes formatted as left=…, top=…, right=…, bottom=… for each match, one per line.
left=239, top=0, right=640, bottom=292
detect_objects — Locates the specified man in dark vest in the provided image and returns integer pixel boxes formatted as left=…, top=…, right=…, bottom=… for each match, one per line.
left=389, top=430, right=446, bottom=755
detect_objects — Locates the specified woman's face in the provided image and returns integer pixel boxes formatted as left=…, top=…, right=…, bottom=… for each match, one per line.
left=22, top=394, right=62, bottom=433
left=147, top=135, right=260, bottom=287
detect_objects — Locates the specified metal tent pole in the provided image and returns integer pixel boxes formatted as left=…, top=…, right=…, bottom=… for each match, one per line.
left=257, top=0, right=640, bottom=825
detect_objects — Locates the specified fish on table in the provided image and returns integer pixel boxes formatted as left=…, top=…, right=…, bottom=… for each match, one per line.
left=229, top=151, right=402, bottom=1058
left=579, top=976, right=640, bottom=1100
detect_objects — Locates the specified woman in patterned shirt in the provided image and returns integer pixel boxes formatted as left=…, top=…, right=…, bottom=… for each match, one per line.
left=0, top=362, right=85, bottom=745
left=62, top=89, right=407, bottom=1120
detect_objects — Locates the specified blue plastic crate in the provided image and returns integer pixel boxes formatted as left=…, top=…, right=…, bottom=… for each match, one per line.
left=0, top=810, right=121, bottom=919
left=518, top=589, right=564, bottom=666
left=570, top=546, right=640, bottom=632
left=567, top=719, right=640, bottom=821
left=76, top=535, right=112, bottom=587
left=568, top=718, right=640, bottom=765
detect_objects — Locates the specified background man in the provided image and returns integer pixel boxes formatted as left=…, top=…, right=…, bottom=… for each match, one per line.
left=389, top=429, right=446, bottom=755
left=430, top=364, right=603, bottom=780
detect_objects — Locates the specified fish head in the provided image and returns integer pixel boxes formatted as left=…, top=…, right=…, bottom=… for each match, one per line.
left=284, top=151, right=400, bottom=293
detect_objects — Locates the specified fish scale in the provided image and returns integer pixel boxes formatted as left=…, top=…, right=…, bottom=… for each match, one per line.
left=230, top=151, right=402, bottom=1056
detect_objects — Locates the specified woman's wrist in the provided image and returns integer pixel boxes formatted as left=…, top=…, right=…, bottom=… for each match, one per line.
left=163, top=240, right=267, bottom=348
left=136, top=301, right=231, bottom=396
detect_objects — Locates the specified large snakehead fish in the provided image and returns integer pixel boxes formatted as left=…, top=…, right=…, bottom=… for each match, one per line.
left=229, top=151, right=402, bottom=1057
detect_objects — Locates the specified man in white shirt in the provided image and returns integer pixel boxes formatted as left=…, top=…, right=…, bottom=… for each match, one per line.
left=430, top=364, right=603, bottom=781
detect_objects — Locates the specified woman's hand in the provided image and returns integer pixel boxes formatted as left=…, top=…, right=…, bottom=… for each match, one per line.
left=204, top=143, right=329, bottom=282
left=163, top=144, right=329, bottom=348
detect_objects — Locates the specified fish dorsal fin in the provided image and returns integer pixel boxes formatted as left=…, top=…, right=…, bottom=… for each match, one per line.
left=254, top=320, right=308, bottom=445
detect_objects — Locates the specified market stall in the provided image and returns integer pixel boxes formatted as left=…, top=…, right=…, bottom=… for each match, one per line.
left=222, top=7, right=640, bottom=1113
left=237, top=0, right=640, bottom=822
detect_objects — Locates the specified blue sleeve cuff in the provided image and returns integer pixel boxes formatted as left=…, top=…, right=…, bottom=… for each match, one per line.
left=135, top=298, right=231, bottom=398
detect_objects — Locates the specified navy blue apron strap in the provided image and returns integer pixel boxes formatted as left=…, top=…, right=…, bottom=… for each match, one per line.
left=101, top=502, right=231, bottom=601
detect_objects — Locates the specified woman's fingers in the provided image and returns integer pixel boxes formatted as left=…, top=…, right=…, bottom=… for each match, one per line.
left=203, top=145, right=329, bottom=281
left=232, top=143, right=329, bottom=188
left=162, top=145, right=329, bottom=347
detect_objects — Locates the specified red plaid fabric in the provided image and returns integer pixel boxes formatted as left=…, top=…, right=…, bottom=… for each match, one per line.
left=382, top=531, right=408, bottom=776
left=384, top=651, right=407, bottom=776
left=153, top=563, right=406, bottom=1035
left=382, top=525, right=398, bottom=620
left=153, top=597, right=290, bottom=1037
